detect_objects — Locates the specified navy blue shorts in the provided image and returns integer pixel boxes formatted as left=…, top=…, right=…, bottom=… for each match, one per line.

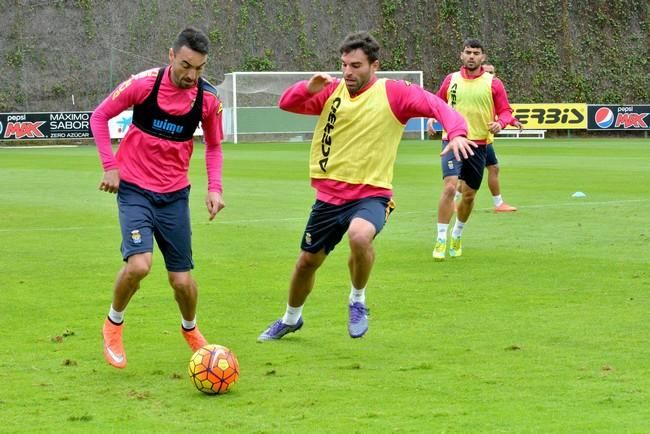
left=440, top=141, right=487, bottom=190
left=117, top=181, right=193, bottom=272
left=485, top=143, right=498, bottom=167
left=300, top=197, right=395, bottom=254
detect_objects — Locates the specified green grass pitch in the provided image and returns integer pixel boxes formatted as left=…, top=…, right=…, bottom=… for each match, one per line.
left=0, top=137, right=649, bottom=432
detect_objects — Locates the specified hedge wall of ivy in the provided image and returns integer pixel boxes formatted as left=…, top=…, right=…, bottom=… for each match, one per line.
left=0, top=0, right=647, bottom=111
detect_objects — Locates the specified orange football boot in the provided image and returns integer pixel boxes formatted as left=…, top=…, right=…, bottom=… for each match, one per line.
left=494, top=202, right=517, bottom=213
left=102, top=318, right=126, bottom=369
left=182, top=326, right=208, bottom=352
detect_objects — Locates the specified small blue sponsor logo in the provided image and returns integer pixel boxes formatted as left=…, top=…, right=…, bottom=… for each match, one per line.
left=152, top=118, right=184, bottom=135
left=117, top=115, right=132, bottom=134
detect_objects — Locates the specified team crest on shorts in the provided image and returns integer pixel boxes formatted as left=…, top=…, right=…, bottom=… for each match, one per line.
left=131, top=229, right=142, bottom=244
left=304, top=232, right=312, bottom=245
left=447, top=160, right=455, bottom=170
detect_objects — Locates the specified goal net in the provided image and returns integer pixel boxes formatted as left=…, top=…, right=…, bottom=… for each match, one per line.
left=216, top=71, right=425, bottom=143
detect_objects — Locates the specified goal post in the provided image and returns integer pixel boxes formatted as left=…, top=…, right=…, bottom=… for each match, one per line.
left=216, top=71, right=425, bottom=143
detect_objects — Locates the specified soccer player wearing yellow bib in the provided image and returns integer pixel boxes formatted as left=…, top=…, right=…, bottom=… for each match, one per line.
left=258, top=31, right=476, bottom=341
left=431, top=39, right=518, bottom=261
left=447, top=63, right=522, bottom=213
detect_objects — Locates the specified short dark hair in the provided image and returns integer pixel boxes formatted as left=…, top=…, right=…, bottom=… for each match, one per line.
left=339, top=31, right=380, bottom=63
left=463, top=38, right=484, bottom=53
left=173, top=27, right=209, bottom=55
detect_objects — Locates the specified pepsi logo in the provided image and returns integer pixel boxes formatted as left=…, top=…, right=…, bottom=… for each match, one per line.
left=595, top=107, right=614, bottom=128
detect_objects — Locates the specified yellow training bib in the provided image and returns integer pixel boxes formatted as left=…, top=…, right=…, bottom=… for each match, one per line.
left=310, top=79, right=404, bottom=189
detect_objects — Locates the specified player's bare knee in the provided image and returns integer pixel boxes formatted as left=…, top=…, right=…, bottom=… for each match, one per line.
left=442, top=180, right=458, bottom=198
left=348, top=229, right=373, bottom=252
left=296, top=256, right=319, bottom=272
left=461, top=189, right=477, bottom=202
left=295, top=252, right=323, bottom=272
left=169, top=274, right=195, bottom=294
left=125, top=257, right=151, bottom=280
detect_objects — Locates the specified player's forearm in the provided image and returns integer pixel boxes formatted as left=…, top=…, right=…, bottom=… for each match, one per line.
left=425, top=93, right=468, bottom=139
left=202, top=105, right=224, bottom=193
left=492, top=80, right=516, bottom=127
left=385, top=80, right=467, bottom=138
left=90, top=109, right=118, bottom=171
left=205, top=138, right=223, bottom=193
left=440, top=114, right=468, bottom=140
left=435, top=74, right=452, bottom=101
left=279, top=81, right=329, bottom=115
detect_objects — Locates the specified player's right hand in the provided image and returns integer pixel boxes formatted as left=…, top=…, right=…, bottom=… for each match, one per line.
left=99, top=169, right=120, bottom=194
left=307, top=73, right=334, bottom=94
left=442, top=136, right=477, bottom=161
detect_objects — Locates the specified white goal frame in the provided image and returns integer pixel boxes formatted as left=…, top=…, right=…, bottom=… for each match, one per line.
left=216, top=71, right=425, bottom=143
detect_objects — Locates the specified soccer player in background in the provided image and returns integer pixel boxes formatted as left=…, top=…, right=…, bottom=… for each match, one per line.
left=258, top=31, right=476, bottom=342
left=90, top=27, right=225, bottom=368
left=474, top=63, right=520, bottom=213
left=431, top=39, right=519, bottom=261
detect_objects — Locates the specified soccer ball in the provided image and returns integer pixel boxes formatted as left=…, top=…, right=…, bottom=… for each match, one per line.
left=188, top=344, right=240, bottom=395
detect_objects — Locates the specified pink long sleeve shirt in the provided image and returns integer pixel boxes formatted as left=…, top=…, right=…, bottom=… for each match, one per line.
left=279, top=77, right=468, bottom=204
left=90, top=66, right=224, bottom=193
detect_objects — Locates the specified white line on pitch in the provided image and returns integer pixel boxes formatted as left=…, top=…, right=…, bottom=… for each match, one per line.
left=0, top=198, right=648, bottom=233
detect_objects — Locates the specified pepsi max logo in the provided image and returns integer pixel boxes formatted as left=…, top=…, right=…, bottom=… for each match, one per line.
left=595, top=107, right=614, bottom=129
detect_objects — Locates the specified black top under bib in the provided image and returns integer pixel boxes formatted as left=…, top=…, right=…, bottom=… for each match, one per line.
left=131, top=67, right=204, bottom=141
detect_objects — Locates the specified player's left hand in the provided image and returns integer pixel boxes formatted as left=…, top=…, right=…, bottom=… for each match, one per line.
left=487, top=121, right=502, bottom=134
left=205, top=191, right=225, bottom=221
left=442, top=136, right=477, bottom=161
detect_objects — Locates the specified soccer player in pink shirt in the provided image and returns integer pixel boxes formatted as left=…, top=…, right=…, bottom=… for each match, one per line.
left=91, top=28, right=225, bottom=368
left=467, top=62, right=521, bottom=214
left=258, top=31, right=476, bottom=342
